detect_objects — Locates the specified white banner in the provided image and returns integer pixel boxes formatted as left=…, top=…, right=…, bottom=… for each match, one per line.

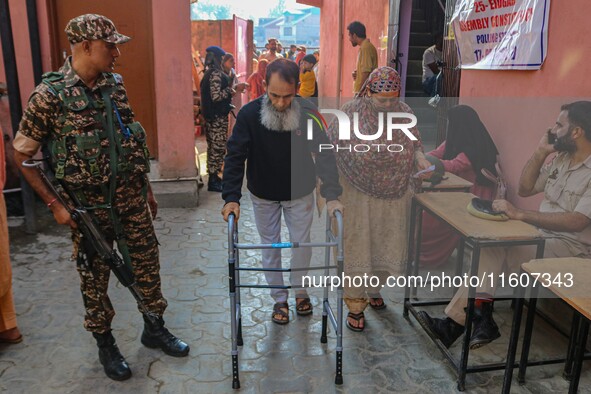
left=451, top=0, right=551, bottom=70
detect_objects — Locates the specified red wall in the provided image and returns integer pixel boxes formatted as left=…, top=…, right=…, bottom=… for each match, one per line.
left=0, top=0, right=52, bottom=132
left=315, top=0, right=389, bottom=99
left=152, top=0, right=196, bottom=178
left=0, top=0, right=43, bottom=111
left=316, top=0, right=339, bottom=97
left=191, top=20, right=235, bottom=62
left=0, top=0, right=195, bottom=179
left=459, top=1, right=591, bottom=209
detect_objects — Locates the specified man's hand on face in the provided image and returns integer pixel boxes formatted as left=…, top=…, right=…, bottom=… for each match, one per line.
left=222, top=202, right=240, bottom=222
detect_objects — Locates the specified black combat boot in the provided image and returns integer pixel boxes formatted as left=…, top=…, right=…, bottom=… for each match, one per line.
left=417, top=311, right=465, bottom=348
left=92, top=331, right=132, bottom=381
left=141, top=316, right=190, bottom=357
left=469, top=302, right=501, bottom=349
left=207, top=173, right=223, bottom=192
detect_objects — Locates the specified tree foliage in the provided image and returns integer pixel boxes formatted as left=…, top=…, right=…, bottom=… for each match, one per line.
left=269, top=0, right=286, bottom=18
left=191, top=1, right=232, bottom=20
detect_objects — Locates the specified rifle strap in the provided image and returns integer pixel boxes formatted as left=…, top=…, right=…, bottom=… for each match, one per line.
left=100, top=88, right=133, bottom=271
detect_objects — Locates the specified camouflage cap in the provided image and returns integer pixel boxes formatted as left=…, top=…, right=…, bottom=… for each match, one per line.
left=65, top=14, right=131, bottom=44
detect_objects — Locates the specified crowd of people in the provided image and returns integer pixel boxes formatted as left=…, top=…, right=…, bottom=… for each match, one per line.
left=199, top=38, right=321, bottom=192
left=3, top=13, right=591, bottom=387
left=206, top=20, right=591, bottom=350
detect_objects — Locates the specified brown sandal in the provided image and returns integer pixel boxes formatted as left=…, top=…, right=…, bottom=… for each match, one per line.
left=369, top=297, right=387, bottom=310
left=272, top=302, right=289, bottom=325
left=295, top=297, right=313, bottom=316
left=0, top=327, right=23, bottom=344
left=346, top=312, right=365, bottom=332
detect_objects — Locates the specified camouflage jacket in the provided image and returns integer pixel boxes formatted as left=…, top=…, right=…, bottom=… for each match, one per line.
left=16, top=58, right=150, bottom=190
left=200, top=67, right=233, bottom=120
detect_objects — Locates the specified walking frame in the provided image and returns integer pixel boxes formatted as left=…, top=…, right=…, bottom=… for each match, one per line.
left=226, top=210, right=344, bottom=389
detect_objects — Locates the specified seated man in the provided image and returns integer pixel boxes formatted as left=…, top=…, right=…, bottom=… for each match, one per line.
left=419, top=101, right=591, bottom=349
left=422, top=34, right=443, bottom=97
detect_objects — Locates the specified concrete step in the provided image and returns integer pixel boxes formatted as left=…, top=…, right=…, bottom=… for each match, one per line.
left=414, top=114, right=438, bottom=127
left=408, top=59, right=423, bottom=75
left=407, top=104, right=437, bottom=117
left=410, top=32, right=433, bottom=47
left=405, top=89, right=428, bottom=98
left=149, top=159, right=200, bottom=207
left=151, top=180, right=200, bottom=208
left=409, top=45, right=429, bottom=59
left=412, top=8, right=425, bottom=20
left=406, top=75, right=424, bottom=91
left=410, top=19, right=429, bottom=33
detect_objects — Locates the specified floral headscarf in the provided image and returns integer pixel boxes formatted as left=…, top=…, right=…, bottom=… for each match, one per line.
left=358, top=66, right=401, bottom=97
left=327, top=67, right=422, bottom=199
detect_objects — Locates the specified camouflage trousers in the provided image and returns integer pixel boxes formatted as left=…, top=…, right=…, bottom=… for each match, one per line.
left=72, top=176, right=167, bottom=333
left=205, top=115, right=229, bottom=175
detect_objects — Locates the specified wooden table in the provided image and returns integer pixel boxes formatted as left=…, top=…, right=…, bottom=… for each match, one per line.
left=404, top=192, right=545, bottom=392
left=421, top=172, right=473, bottom=192
left=509, top=258, right=591, bottom=393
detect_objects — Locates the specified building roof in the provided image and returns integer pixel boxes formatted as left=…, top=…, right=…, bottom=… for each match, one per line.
left=262, top=8, right=318, bottom=28
left=277, top=12, right=311, bottom=27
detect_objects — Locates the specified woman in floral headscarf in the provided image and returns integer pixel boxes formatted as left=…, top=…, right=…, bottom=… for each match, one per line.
left=326, top=66, right=431, bottom=332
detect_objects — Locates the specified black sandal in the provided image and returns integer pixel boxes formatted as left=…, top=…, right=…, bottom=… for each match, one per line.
left=346, top=312, right=365, bottom=332
left=295, top=297, right=313, bottom=316
left=272, top=302, right=289, bottom=325
left=369, top=297, right=387, bottom=310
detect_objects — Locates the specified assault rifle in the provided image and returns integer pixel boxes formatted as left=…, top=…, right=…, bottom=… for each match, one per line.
left=22, top=159, right=158, bottom=325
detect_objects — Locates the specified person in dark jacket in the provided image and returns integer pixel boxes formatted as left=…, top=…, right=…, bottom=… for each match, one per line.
left=200, top=46, right=247, bottom=192
left=221, top=58, right=344, bottom=324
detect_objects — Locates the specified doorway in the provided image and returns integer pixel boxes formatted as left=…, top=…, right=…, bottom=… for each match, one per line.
left=48, top=0, right=159, bottom=158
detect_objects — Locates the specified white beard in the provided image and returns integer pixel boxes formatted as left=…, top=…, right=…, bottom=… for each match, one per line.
left=260, top=94, right=301, bottom=132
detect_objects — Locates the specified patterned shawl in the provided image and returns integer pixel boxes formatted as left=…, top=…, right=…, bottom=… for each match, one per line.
left=327, top=67, right=422, bottom=199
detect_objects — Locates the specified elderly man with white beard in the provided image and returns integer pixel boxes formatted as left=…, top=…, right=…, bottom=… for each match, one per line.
left=221, top=58, right=344, bottom=325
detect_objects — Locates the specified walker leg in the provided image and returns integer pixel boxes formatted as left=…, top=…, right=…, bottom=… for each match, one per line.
left=232, top=354, right=240, bottom=389
left=335, top=350, right=343, bottom=385
left=228, top=218, right=241, bottom=389
left=237, top=319, right=243, bottom=346
left=322, top=213, right=331, bottom=345
left=321, top=314, right=328, bottom=343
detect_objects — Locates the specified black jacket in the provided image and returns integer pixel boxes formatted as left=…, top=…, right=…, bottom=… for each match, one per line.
left=200, top=67, right=232, bottom=120
left=222, top=96, right=342, bottom=203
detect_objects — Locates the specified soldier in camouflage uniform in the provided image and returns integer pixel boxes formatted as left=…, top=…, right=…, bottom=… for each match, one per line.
left=200, top=46, right=248, bottom=192
left=13, top=14, right=189, bottom=381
